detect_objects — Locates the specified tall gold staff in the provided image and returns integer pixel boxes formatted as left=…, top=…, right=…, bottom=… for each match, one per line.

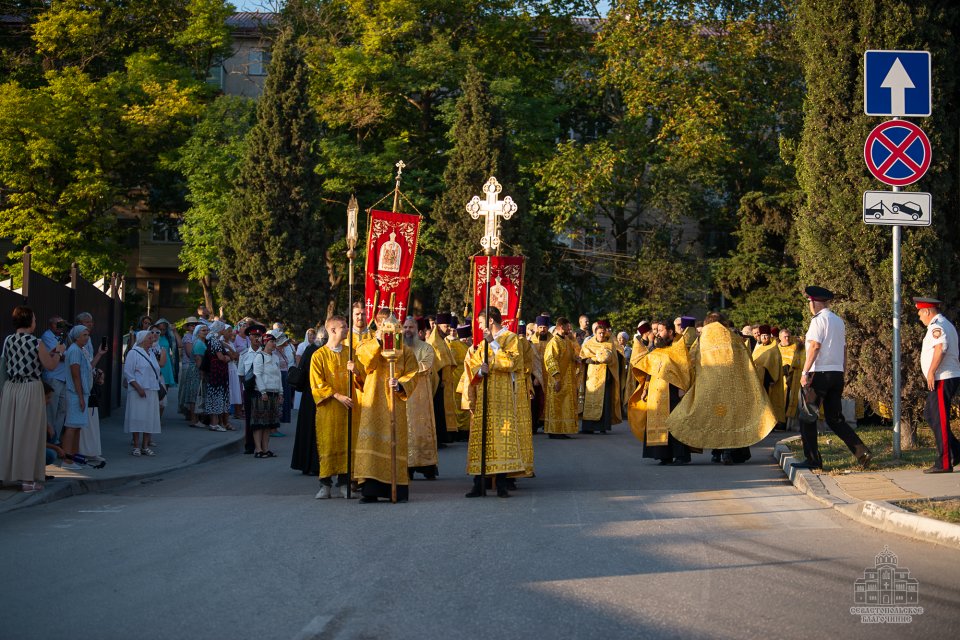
left=466, top=176, right=516, bottom=496
left=345, top=195, right=359, bottom=499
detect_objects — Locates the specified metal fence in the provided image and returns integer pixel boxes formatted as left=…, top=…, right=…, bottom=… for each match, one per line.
left=0, top=247, right=125, bottom=418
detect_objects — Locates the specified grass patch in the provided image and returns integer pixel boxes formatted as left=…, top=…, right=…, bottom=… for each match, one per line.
left=896, top=498, right=960, bottom=525
left=785, top=424, right=940, bottom=474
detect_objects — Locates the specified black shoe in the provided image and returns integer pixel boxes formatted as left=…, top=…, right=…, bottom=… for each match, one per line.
left=711, top=454, right=721, bottom=463
left=671, top=459, right=691, bottom=466
left=504, top=478, right=517, bottom=491
left=922, top=466, right=952, bottom=474
left=657, top=459, right=673, bottom=466
left=857, top=450, right=873, bottom=467
left=359, top=496, right=379, bottom=503
left=465, top=488, right=483, bottom=498
left=497, top=486, right=510, bottom=498
left=722, top=452, right=733, bottom=466
left=791, top=460, right=822, bottom=470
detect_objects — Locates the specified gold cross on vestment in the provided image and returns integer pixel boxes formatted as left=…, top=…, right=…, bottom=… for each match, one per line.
left=466, top=177, right=517, bottom=255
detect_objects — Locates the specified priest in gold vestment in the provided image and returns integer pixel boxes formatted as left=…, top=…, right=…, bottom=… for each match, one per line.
left=629, top=322, right=693, bottom=464
left=777, top=328, right=804, bottom=430
left=354, top=313, right=419, bottom=503
left=514, top=330, right=536, bottom=477
left=427, top=313, right=459, bottom=445
left=666, top=314, right=777, bottom=462
left=311, top=316, right=364, bottom=499
left=752, top=325, right=786, bottom=424
left=449, top=324, right=472, bottom=436
left=465, top=307, right=525, bottom=498
left=579, top=320, right=622, bottom=433
left=543, top=317, right=579, bottom=438
left=403, top=317, right=439, bottom=480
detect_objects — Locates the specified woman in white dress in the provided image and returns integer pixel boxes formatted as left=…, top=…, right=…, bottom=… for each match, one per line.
left=124, top=330, right=163, bottom=456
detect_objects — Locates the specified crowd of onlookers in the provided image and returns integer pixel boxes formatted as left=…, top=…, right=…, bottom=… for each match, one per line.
left=0, top=303, right=325, bottom=494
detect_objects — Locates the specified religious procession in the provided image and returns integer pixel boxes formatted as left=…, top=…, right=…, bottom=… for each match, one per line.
left=216, top=172, right=908, bottom=505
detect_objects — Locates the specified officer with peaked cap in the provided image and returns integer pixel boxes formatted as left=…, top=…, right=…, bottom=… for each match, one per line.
left=791, top=286, right=872, bottom=470
left=914, top=297, right=960, bottom=473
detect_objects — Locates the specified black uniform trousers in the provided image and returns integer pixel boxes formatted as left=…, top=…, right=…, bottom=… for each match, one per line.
left=924, top=377, right=960, bottom=470
left=798, top=371, right=868, bottom=468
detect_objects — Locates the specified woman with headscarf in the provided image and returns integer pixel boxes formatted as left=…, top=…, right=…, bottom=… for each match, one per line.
left=153, top=319, right=179, bottom=402
left=1, top=306, right=66, bottom=493
left=293, top=328, right=317, bottom=412
left=202, top=321, right=232, bottom=432
left=126, top=314, right=155, bottom=356
left=124, top=330, right=163, bottom=456
left=62, top=325, right=94, bottom=469
left=221, top=324, right=243, bottom=429
left=190, top=323, right=210, bottom=428
left=177, top=318, right=200, bottom=424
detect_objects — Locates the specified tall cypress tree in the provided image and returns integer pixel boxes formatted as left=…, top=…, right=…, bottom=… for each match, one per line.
left=794, top=1, right=960, bottom=445
left=433, top=67, right=508, bottom=315
left=218, top=28, right=328, bottom=330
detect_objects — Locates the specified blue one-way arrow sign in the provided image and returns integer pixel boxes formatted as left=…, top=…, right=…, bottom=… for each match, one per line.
left=864, top=50, right=931, bottom=117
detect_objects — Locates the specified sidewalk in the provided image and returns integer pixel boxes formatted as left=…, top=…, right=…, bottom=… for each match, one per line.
left=0, top=408, right=244, bottom=515
left=774, top=435, right=960, bottom=549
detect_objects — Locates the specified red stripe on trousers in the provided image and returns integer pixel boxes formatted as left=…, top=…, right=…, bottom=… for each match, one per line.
left=937, top=380, right=951, bottom=469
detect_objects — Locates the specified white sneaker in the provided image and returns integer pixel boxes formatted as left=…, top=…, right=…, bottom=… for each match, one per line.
left=338, top=485, right=350, bottom=499
left=315, top=485, right=332, bottom=499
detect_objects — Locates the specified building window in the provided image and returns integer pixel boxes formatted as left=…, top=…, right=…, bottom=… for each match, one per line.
left=248, top=50, right=270, bottom=76
left=151, top=216, right=182, bottom=243
left=206, top=59, right=224, bottom=89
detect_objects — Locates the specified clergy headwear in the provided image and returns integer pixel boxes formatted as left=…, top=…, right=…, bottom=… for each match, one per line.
left=805, top=285, right=834, bottom=301
left=758, top=324, right=771, bottom=336
left=456, top=324, right=472, bottom=339
left=416, top=316, right=429, bottom=332
left=680, top=316, right=696, bottom=330
left=435, top=312, right=453, bottom=326
left=535, top=315, right=550, bottom=327
left=636, top=321, right=652, bottom=335
left=596, top=319, right=611, bottom=329
left=913, top=297, right=941, bottom=309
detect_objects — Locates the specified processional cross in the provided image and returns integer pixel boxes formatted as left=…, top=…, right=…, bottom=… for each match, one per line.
left=466, top=177, right=517, bottom=255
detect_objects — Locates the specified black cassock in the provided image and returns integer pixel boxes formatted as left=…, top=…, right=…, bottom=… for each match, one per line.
left=290, top=344, right=320, bottom=475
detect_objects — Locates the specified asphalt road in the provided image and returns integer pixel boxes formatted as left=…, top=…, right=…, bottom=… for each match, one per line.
left=2, top=427, right=958, bottom=640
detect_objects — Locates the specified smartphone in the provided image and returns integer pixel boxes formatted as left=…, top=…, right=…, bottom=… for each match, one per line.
left=101, top=336, right=108, bottom=350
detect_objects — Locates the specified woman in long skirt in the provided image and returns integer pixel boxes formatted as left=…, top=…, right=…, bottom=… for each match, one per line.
left=0, top=306, right=65, bottom=492
left=177, top=319, right=201, bottom=423
left=251, top=333, right=283, bottom=457
left=124, top=331, right=163, bottom=456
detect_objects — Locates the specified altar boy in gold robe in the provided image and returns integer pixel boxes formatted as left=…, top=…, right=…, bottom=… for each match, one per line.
left=354, top=310, right=419, bottom=503
left=311, top=315, right=364, bottom=499
left=466, top=307, right=525, bottom=498
left=544, top=317, right=579, bottom=438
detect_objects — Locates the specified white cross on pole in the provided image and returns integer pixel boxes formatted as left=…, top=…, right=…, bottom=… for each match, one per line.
left=466, top=177, right=517, bottom=255
left=396, top=301, right=406, bottom=320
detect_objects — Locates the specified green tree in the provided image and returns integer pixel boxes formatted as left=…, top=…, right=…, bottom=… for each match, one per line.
left=171, top=95, right=256, bottom=311
left=794, top=0, right=960, bottom=445
left=218, top=28, right=328, bottom=330
left=432, top=67, right=508, bottom=314
left=0, top=61, right=203, bottom=278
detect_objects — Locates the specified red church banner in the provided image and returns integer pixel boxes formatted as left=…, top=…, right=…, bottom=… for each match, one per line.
left=471, top=255, right=525, bottom=347
left=364, top=210, right=421, bottom=322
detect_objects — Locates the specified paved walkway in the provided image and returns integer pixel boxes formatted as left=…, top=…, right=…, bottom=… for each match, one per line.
left=774, top=435, right=960, bottom=548
left=0, top=406, right=250, bottom=514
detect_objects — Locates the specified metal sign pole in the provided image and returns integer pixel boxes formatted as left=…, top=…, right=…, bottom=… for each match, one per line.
left=892, top=188, right=902, bottom=460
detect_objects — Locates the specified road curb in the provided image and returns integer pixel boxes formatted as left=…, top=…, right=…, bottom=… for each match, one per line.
left=774, top=437, right=960, bottom=550
left=1, top=434, right=243, bottom=516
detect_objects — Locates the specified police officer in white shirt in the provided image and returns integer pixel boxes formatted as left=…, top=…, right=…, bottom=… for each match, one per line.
left=791, top=286, right=872, bottom=470
left=914, top=297, right=960, bottom=473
